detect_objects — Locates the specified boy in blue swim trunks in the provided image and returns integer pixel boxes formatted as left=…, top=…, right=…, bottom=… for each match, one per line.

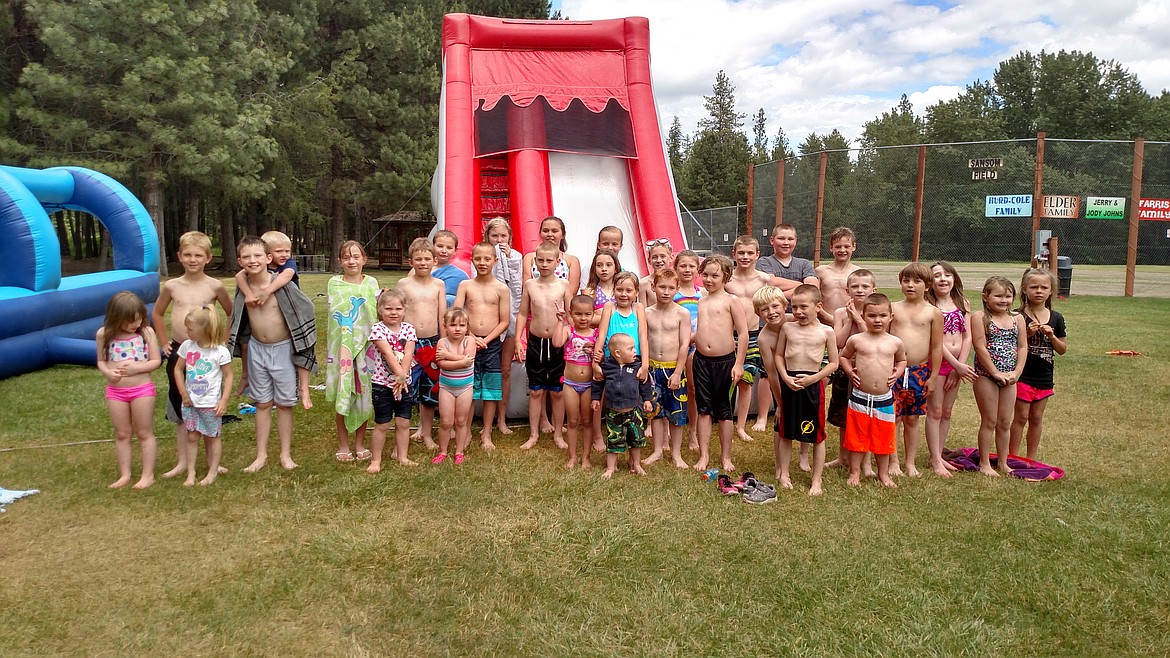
left=455, top=241, right=510, bottom=451
left=890, top=262, right=943, bottom=478
left=642, top=268, right=692, bottom=469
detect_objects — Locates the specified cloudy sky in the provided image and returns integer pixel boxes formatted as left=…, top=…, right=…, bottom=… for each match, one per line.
left=555, top=0, right=1170, bottom=149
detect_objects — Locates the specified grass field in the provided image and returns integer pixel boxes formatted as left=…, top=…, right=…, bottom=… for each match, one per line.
left=2, top=272, right=1169, bottom=656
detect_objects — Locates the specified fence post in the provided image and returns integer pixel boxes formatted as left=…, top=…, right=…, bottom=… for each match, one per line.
left=1126, top=137, right=1145, bottom=297
left=746, top=163, right=755, bottom=238
left=912, top=145, right=925, bottom=262
left=1032, top=131, right=1045, bottom=254
left=814, top=151, right=827, bottom=266
left=775, top=158, right=785, bottom=229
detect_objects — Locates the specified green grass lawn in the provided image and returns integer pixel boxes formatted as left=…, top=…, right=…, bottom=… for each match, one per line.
left=2, top=274, right=1168, bottom=656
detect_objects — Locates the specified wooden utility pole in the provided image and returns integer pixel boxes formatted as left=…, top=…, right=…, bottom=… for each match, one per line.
left=1126, top=138, right=1144, bottom=297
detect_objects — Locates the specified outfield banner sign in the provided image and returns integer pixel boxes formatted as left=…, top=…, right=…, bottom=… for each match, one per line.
left=1138, top=198, right=1170, bottom=221
left=984, top=195, right=1032, bottom=217
left=1042, top=195, right=1079, bottom=218
left=1084, top=196, right=1126, bottom=220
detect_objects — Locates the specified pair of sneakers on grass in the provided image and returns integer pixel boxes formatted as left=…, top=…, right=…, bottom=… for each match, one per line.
left=716, top=471, right=777, bottom=504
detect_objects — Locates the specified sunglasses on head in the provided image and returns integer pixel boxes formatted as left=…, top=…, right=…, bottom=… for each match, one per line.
left=644, top=238, right=672, bottom=250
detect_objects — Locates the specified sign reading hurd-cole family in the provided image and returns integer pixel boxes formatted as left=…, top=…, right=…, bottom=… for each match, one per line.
left=985, top=195, right=1032, bottom=217
left=1084, top=196, right=1126, bottom=220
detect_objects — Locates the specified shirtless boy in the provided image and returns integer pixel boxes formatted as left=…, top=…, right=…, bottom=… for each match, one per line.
left=642, top=268, right=691, bottom=468
left=153, top=231, right=232, bottom=479
left=752, top=286, right=787, bottom=477
left=692, top=255, right=748, bottom=473
left=839, top=293, right=907, bottom=488
left=726, top=235, right=775, bottom=441
left=774, top=285, right=838, bottom=496
left=826, top=269, right=876, bottom=475
left=234, top=230, right=299, bottom=309
left=396, top=238, right=448, bottom=451
left=228, top=236, right=318, bottom=472
left=455, top=242, right=510, bottom=450
left=815, top=227, right=860, bottom=326
left=516, top=242, right=573, bottom=449
left=890, top=262, right=943, bottom=477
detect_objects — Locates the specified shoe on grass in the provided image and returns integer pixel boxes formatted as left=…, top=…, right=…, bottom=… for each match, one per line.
left=716, top=474, right=739, bottom=496
left=743, top=486, right=777, bottom=505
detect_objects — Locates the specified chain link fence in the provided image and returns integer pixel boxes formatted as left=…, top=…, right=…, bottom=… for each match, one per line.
left=736, top=137, right=1170, bottom=269
left=679, top=204, right=745, bottom=255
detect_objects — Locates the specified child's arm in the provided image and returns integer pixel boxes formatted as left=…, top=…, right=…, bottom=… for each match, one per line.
left=94, top=329, right=122, bottom=383
left=840, top=339, right=860, bottom=388
left=236, top=269, right=259, bottom=306
left=635, top=304, right=649, bottom=381
left=1009, top=314, right=1028, bottom=384
left=489, top=282, right=510, bottom=344
left=1047, top=314, right=1068, bottom=356
left=762, top=333, right=784, bottom=404
left=590, top=369, right=605, bottom=411
left=263, top=267, right=296, bottom=301
left=217, top=361, right=234, bottom=416
left=670, top=309, right=690, bottom=390
left=566, top=255, right=582, bottom=297
left=215, top=280, right=233, bottom=319
left=970, top=312, right=996, bottom=377
left=833, top=307, right=852, bottom=349
left=521, top=253, right=535, bottom=283
left=515, top=281, right=532, bottom=361
left=130, top=327, right=164, bottom=376
left=152, top=285, right=173, bottom=355
left=436, top=286, right=448, bottom=339
left=173, top=354, right=192, bottom=407
left=890, top=339, right=908, bottom=390
left=640, top=367, right=654, bottom=414
left=810, top=327, right=840, bottom=384
left=730, top=299, right=749, bottom=383
left=551, top=320, right=570, bottom=349
left=592, top=302, right=614, bottom=364
left=926, top=308, right=944, bottom=394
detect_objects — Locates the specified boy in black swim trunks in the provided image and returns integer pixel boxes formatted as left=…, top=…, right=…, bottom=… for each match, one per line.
left=692, top=254, right=748, bottom=473
left=516, top=242, right=573, bottom=450
left=775, top=285, right=838, bottom=496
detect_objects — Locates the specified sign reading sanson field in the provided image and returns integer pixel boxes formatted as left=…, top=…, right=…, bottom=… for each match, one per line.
left=1085, top=196, right=1126, bottom=220
left=984, top=195, right=1032, bottom=217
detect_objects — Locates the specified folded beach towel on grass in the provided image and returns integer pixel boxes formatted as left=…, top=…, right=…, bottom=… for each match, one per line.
left=0, top=487, right=39, bottom=512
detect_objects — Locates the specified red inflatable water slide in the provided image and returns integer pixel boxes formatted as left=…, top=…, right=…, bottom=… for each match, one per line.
left=432, top=13, right=687, bottom=275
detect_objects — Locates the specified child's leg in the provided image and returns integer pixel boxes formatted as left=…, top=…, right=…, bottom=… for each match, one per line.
left=692, top=413, right=712, bottom=471
left=395, top=417, right=417, bottom=466
left=603, top=451, right=619, bottom=478
left=437, top=389, right=455, bottom=457
left=368, top=422, right=390, bottom=473
left=925, top=385, right=952, bottom=478
left=335, top=413, right=354, bottom=457
left=162, top=425, right=188, bottom=479
left=717, top=418, right=735, bottom=472
left=454, top=391, right=473, bottom=457
left=579, top=393, right=593, bottom=469
left=994, top=385, right=1016, bottom=472
left=971, top=377, right=1001, bottom=477
left=1009, top=398, right=1030, bottom=459
left=107, top=399, right=134, bottom=489
left=645, top=417, right=666, bottom=465
left=550, top=390, right=567, bottom=448
left=481, top=400, right=498, bottom=449
left=521, top=388, right=545, bottom=450
left=200, top=436, right=222, bottom=486
left=562, top=386, right=581, bottom=468
left=901, top=415, right=922, bottom=477
left=809, top=440, right=826, bottom=496
left=276, top=405, right=297, bottom=470
left=129, top=395, right=157, bottom=489
left=777, top=438, right=793, bottom=488
left=1022, top=396, right=1049, bottom=460
left=669, top=423, right=687, bottom=469
left=185, top=429, right=201, bottom=486
left=297, top=366, right=313, bottom=410
left=686, top=352, right=699, bottom=450
left=418, top=404, right=438, bottom=450
left=847, top=449, right=864, bottom=486
left=752, top=382, right=771, bottom=432
left=593, top=393, right=606, bottom=452
left=799, top=442, right=811, bottom=473
left=246, top=402, right=273, bottom=473
left=734, top=380, right=755, bottom=442
left=498, top=336, right=515, bottom=434
left=629, top=447, right=645, bottom=475
left=876, top=453, right=897, bottom=488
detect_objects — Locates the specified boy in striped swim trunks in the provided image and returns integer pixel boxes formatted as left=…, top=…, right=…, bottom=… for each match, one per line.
left=642, top=268, right=692, bottom=469
left=839, top=293, right=907, bottom=489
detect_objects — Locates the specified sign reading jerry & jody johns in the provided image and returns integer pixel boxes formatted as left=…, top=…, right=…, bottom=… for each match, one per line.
left=1139, top=198, right=1170, bottom=221
left=1084, top=196, right=1126, bottom=220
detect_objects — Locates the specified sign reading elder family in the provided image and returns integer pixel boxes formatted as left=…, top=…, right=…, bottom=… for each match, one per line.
left=1042, top=195, right=1080, bottom=219
left=1084, top=196, right=1126, bottom=220
left=984, top=195, right=1032, bottom=217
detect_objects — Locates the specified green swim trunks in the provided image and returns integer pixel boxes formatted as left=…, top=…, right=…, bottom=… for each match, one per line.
left=603, top=407, right=647, bottom=454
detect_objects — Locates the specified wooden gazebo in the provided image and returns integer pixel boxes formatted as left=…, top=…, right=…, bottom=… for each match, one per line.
left=372, top=211, right=435, bottom=269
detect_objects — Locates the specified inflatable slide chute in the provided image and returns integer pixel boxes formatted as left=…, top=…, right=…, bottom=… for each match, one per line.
left=0, top=165, right=159, bottom=380
left=432, top=13, right=686, bottom=277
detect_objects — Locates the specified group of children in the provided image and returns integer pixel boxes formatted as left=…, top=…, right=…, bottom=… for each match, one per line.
left=96, top=218, right=1066, bottom=494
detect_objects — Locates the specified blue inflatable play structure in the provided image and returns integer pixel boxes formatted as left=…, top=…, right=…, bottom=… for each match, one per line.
left=0, top=165, right=159, bottom=380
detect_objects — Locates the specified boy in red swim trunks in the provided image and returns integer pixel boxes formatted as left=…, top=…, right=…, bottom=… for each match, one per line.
left=890, top=262, right=943, bottom=478
left=840, top=293, right=907, bottom=488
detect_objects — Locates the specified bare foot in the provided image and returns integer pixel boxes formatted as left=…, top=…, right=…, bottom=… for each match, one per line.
left=301, top=396, right=313, bottom=410
left=410, top=430, right=422, bottom=441
left=906, top=465, right=922, bottom=478
left=692, top=457, right=709, bottom=471
left=750, top=420, right=767, bottom=433
left=944, top=460, right=958, bottom=472
left=497, top=423, right=514, bottom=435
left=643, top=451, right=663, bottom=466
left=280, top=458, right=298, bottom=470
left=932, top=464, right=954, bottom=478
left=688, top=436, right=699, bottom=451
left=132, top=477, right=154, bottom=490
left=108, top=476, right=131, bottom=489
left=779, top=476, right=793, bottom=490
left=540, top=421, right=554, bottom=434
left=863, top=468, right=877, bottom=478
left=367, top=462, right=382, bottom=474
left=243, top=458, right=267, bottom=473
left=721, top=459, right=735, bottom=473
left=519, top=437, right=538, bottom=450
left=809, top=482, right=823, bottom=496
left=889, top=464, right=904, bottom=477
left=481, top=439, right=497, bottom=451
left=398, top=458, right=420, bottom=467
left=218, top=465, right=229, bottom=475
left=423, top=438, right=439, bottom=451
left=601, top=467, right=616, bottom=479
left=161, top=464, right=184, bottom=479
left=631, top=463, right=647, bottom=476
left=825, top=458, right=845, bottom=469
left=199, top=473, right=217, bottom=486
left=594, top=440, right=606, bottom=452
left=580, top=459, right=592, bottom=470
left=879, top=475, right=898, bottom=488
left=736, top=428, right=754, bottom=443
left=673, top=457, right=690, bottom=469
left=799, top=458, right=811, bottom=473
left=184, top=476, right=196, bottom=487
left=553, top=435, right=568, bottom=450
left=847, top=473, right=861, bottom=486
left=979, top=465, right=1000, bottom=477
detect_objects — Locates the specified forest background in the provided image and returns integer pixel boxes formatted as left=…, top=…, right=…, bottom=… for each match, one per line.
left=2, top=1, right=1168, bottom=271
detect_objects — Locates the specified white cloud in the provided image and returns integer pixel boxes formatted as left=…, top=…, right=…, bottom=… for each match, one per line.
left=561, top=0, right=1170, bottom=148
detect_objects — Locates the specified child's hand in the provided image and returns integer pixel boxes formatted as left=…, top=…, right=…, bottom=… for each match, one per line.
left=246, top=293, right=260, bottom=307
left=643, top=401, right=653, bottom=414
left=731, top=365, right=743, bottom=383
left=591, top=400, right=601, bottom=411
left=182, top=394, right=193, bottom=407
left=1040, top=323, right=1054, bottom=338
left=214, top=399, right=227, bottom=416
left=886, top=372, right=899, bottom=389
left=944, top=370, right=961, bottom=391
left=637, top=364, right=648, bottom=382
left=435, top=346, right=449, bottom=361
left=105, top=370, right=122, bottom=384
left=255, top=289, right=270, bottom=306
left=592, top=349, right=603, bottom=364
left=475, top=336, right=488, bottom=350
left=851, top=372, right=862, bottom=388
left=781, top=374, right=797, bottom=390
left=592, top=363, right=603, bottom=381
left=515, top=345, right=526, bottom=362
left=160, top=342, right=172, bottom=357
left=667, top=371, right=683, bottom=390
left=923, top=377, right=936, bottom=395
left=393, top=379, right=409, bottom=398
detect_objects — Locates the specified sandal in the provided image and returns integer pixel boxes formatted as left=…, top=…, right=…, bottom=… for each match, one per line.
left=454, top=453, right=465, bottom=465
left=716, top=473, right=739, bottom=496
left=431, top=453, right=448, bottom=465
left=335, top=451, right=354, bottom=462
left=355, top=449, right=372, bottom=461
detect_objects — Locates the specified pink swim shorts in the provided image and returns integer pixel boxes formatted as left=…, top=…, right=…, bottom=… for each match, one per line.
left=1016, top=381, right=1054, bottom=403
left=105, top=382, right=157, bottom=403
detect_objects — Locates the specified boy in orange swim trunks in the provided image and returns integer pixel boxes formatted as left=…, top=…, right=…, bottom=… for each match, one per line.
left=839, top=293, right=907, bottom=489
